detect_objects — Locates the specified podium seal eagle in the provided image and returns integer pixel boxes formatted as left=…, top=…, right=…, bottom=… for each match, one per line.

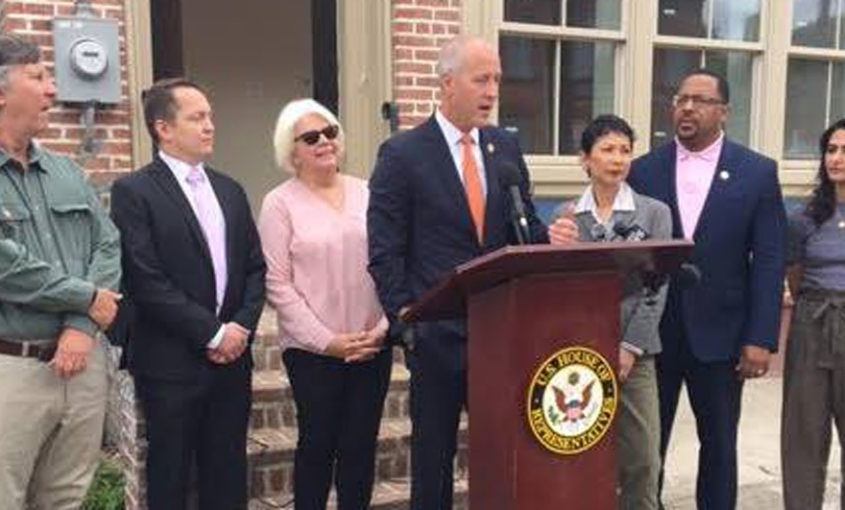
left=526, top=346, right=618, bottom=455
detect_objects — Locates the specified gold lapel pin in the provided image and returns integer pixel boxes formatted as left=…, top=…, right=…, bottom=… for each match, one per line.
left=487, top=143, right=495, bottom=154
left=719, top=170, right=730, bottom=181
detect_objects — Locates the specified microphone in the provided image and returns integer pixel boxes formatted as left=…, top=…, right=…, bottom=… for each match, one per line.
left=676, top=262, right=702, bottom=288
left=498, top=162, right=531, bottom=245
left=613, top=221, right=649, bottom=241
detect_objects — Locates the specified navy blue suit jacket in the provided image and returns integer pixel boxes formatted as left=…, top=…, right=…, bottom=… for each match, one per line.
left=628, top=139, right=786, bottom=362
left=367, top=116, right=548, bottom=372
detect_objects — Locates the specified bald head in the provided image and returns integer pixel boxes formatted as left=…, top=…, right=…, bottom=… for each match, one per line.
left=437, top=36, right=501, bottom=132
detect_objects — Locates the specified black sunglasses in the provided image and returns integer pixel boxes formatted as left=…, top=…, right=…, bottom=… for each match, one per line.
left=294, top=124, right=340, bottom=145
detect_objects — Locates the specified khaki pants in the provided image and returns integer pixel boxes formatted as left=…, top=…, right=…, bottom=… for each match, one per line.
left=782, top=289, right=845, bottom=510
left=617, top=355, right=661, bottom=510
left=0, top=341, right=108, bottom=510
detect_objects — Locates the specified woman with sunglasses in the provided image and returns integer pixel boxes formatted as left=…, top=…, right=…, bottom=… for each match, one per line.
left=549, top=115, right=671, bottom=509
left=781, top=118, right=845, bottom=510
left=258, top=98, right=391, bottom=509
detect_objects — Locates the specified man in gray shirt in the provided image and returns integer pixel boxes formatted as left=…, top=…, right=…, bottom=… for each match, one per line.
left=0, top=35, right=122, bottom=509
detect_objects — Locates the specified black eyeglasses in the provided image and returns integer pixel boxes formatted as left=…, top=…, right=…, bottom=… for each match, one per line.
left=294, top=125, right=340, bottom=145
left=671, top=94, right=725, bottom=108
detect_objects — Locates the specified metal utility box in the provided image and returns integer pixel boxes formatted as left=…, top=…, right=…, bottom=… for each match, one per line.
left=52, top=16, right=121, bottom=104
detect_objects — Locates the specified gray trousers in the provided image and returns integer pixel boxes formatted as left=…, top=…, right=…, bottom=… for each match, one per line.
left=782, top=288, right=845, bottom=510
left=618, top=355, right=661, bottom=510
left=0, top=341, right=108, bottom=510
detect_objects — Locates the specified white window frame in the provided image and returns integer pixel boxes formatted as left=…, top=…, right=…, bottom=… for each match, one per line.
left=464, top=0, right=819, bottom=196
left=782, top=0, right=845, bottom=184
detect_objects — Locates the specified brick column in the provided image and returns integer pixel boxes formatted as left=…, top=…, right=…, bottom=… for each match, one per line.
left=392, top=0, right=462, bottom=130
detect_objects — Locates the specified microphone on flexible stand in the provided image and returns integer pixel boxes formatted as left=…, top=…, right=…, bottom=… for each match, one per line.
left=498, top=162, right=531, bottom=245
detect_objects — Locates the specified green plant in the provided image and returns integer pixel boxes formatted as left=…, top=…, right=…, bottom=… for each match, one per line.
left=82, top=456, right=125, bottom=510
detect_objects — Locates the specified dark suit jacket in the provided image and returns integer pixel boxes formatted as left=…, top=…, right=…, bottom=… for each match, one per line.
left=628, top=139, right=786, bottom=362
left=110, top=156, right=266, bottom=381
left=367, top=116, right=548, bottom=373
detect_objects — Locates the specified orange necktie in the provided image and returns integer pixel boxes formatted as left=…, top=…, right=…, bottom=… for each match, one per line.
left=460, top=134, right=485, bottom=243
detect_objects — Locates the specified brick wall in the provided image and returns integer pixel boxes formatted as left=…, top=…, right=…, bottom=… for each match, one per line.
left=392, top=0, right=461, bottom=130
left=4, top=0, right=134, bottom=192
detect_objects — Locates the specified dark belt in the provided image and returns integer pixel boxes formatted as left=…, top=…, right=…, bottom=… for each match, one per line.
left=0, top=338, right=57, bottom=362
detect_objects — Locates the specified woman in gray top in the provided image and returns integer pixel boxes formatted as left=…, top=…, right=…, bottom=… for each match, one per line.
left=782, top=118, right=845, bottom=510
left=550, top=115, right=672, bottom=510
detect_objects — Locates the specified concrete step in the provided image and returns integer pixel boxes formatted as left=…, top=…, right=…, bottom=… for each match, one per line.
left=248, top=476, right=469, bottom=509
left=249, top=361, right=411, bottom=431
left=247, top=416, right=469, bottom=501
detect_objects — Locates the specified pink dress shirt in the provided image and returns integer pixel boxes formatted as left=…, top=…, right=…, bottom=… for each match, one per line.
left=675, top=133, right=724, bottom=239
left=258, top=174, right=387, bottom=354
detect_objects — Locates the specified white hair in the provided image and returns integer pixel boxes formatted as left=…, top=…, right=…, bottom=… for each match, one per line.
left=435, top=35, right=493, bottom=79
left=272, top=98, right=345, bottom=174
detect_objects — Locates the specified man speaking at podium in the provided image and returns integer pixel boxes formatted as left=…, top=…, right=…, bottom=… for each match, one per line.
left=368, top=35, right=551, bottom=509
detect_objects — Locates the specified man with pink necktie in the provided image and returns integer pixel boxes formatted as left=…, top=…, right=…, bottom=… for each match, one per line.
left=110, top=78, right=266, bottom=510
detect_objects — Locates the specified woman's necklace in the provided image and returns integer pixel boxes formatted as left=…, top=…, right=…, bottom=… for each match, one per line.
left=836, top=206, right=845, bottom=229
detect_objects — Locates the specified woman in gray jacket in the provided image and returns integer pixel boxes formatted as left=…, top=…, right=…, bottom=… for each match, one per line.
left=550, top=115, right=672, bottom=510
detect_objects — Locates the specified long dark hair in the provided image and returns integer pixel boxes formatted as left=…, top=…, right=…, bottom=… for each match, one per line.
left=806, top=118, right=845, bottom=226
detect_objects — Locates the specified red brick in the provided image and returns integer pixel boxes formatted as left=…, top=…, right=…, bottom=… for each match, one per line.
left=395, top=89, right=433, bottom=100
left=432, top=23, right=447, bottom=34
left=29, top=18, right=52, bottom=31
left=22, top=3, right=54, bottom=16
left=417, top=0, right=450, bottom=5
left=434, top=9, right=460, bottom=22
left=416, top=22, right=432, bottom=34
left=394, top=7, right=432, bottom=20
left=416, top=76, right=440, bottom=88
left=393, top=21, right=414, bottom=33
left=4, top=3, right=24, bottom=15
left=101, top=142, right=132, bottom=155
left=393, top=35, right=436, bottom=48
left=414, top=49, right=439, bottom=61
left=394, top=48, right=413, bottom=60
left=394, top=76, right=414, bottom=87
left=399, top=114, right=429, bottom=128
left=4, top=17, right=27, bottom=31
left=395, top=62, right=433, bottom=74
left=447, top=24, right=460, bottom=34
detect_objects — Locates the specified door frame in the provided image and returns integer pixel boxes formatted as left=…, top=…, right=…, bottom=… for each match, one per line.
left=123, top=0, right=393, bottom=176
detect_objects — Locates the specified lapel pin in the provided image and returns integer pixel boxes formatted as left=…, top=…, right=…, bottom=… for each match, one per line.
left=487, top=143, right=495, bottom=154
left=2, top=208, right=9, bottom=219
left=719, top=170, right=730, bottom=181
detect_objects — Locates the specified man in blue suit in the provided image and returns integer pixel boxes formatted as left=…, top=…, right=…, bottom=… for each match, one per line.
left=628, top=69, right=786, bottom=509
left=367, top=36, right=549, bottom=509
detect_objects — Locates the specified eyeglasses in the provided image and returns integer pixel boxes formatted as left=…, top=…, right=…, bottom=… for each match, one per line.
left=672, top=94, right=725, bottom=108
left=294, top=125, right=340, bottom=145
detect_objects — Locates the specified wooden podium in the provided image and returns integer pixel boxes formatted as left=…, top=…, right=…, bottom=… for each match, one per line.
left=403, top=241, right=693, bottom=510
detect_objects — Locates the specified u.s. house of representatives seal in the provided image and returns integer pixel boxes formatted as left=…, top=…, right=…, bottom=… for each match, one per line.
left=526, top=346, right=618, bottom=455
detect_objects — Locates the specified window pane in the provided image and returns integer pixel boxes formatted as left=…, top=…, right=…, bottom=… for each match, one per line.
left=784, top=59, right=828, bottom=158
left=712, top=0, right=760, bottom=41
left=650, top=49, right=752, bottom=148
left=500, top=36, right=556, bottom=154
left=567, top=0, right=621, bottom=30
left=658, top=0, right=709, bottom=38
left=704, top=51, right=752, bottom=144
left=504, top=0, right=561, bottom=25
left=559, top=41, right=615, bottom=154
left=651, top=48, right=700, bottom=148
left=832, top=62, right=845, bottom=124
left=792, top=0, right=838, bottom=48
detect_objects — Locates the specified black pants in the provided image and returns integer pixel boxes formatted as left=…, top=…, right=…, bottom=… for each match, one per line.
left=657, top=331, right=744, bottom=510
left=135, top=363, right=252, bottom=510
left=406, top=343, right=467, bottom=510
left=283, top=347, right=392, bottom=510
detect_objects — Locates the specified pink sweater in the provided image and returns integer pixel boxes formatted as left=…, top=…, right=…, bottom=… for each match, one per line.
left=258, top=174, right=387, bottom=353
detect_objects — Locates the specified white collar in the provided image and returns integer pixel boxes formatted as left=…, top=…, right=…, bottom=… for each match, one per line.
left=435, top=109, right=479, bottom=148
left=575, top=182, right=636, bottom=216
left=159, top=150, right=207, bottom=182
